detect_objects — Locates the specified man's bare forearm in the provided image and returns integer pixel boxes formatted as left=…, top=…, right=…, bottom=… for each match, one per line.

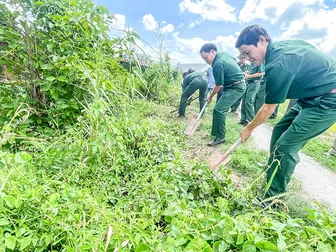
left=245, top=72, right=265, bottom=79
left=247, top=104, right=277, bottom=130
left=209, top=85, right=222, bottom=98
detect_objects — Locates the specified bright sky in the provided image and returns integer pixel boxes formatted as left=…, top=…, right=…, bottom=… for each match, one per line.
left=94, top=0, right=336, bottom=64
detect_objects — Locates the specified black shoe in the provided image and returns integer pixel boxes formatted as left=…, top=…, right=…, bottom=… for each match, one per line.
left=252, top=197, right=283, bottom=209
left=178, top=114, right=185, bottom=118
left=207, top=137, right=226, bottom=146
left=230, top=111, right=238, bottom=115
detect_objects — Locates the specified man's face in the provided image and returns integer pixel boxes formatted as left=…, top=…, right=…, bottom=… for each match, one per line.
left=238, top=37, right=267, bottom=66
left=200, top=50, right=216, bottom=65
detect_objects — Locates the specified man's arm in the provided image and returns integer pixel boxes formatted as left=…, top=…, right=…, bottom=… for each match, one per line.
left=240, top=103, right=277, bottom=142
left=245, top=72, right=265, bottom=79
left=207, top=85, right=222, bottom=103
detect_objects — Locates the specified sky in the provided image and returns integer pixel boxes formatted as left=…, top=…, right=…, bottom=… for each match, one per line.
left=94, top=0, right=336, bottom=64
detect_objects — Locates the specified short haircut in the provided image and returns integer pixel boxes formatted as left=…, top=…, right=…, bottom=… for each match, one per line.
left=235, top=25, right=272, bottom=48
left=188, top=68, right=195, bottom=73
left=199, top=43, right=217, bottom=53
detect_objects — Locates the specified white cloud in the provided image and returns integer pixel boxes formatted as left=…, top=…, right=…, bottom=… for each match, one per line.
left=188, top=19, right=202, bottom=28
left=142, top=14, right=158, bottom=31
left=280, top=7, right=336, bottom=54
left=179, top=0, right=236, bottom=22
left=108, top=14, right=126, bottom=38
left=238, top=0, right=323, bottom=24
left=166, top=32, right=240, bottom=63
left=160, top=24, right=174, bottom=34
left=237, top=0, right=336, bottom=56
left=110, top=14, right=125, bottom=30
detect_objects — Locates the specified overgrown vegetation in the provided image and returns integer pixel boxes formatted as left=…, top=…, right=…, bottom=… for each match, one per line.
left=0, top=0, right=335, bottom=251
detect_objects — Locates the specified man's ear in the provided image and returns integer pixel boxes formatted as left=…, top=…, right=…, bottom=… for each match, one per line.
left=259, top=35, right=266, bottom=44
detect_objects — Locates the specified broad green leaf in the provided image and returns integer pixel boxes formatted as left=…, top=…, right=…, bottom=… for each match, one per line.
left=14, top=152, right=32, bottom=164
left=47, top=43, right=54, bottom=52
left=316, top=242, right=332, bottom=252
left=5, top=236, right=16, bottom=250
left=34, top=1, right=45, bottom=7
left=135, top=243, right=150, bottom=252
left=242, top=241, right=256, bottom=252
left=184, top=238, right=212, bottom=252
left=255, top=240, right=277, bottom=251
left=4, top=195, right=16, bottom=208
left=236, top=233, right=245, bottom=245
left=46, top=76, right=56, bottom=82
left=174, top=237, right=188, bottom=247
left=0, top=219, right=9, bottom=226
left=15, top=198, right=22, bottom=208
left=20, top=237, right=32, bottom=250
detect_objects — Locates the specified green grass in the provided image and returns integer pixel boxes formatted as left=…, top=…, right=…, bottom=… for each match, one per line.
left=302, top=136, right=336, bottom=171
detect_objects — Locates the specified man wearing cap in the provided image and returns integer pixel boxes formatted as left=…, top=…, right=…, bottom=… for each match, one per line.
left=231, top=55, right=251, bottom=114
left=178, top=68, right=207, bottom=118
left=235, top=25, right=336, bottom=200
left=200, top=43, right=246, bottom=146
left=239, top=62, right=265, bottom=126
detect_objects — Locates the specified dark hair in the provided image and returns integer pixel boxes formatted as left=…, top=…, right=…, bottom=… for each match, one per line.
left=188, top=68, right=195, bottom=73
left=199, top=43, right=217, bottom=53
left=235, top=25, right=272, bottom=48
left=182, top=72, right=189, bottom=78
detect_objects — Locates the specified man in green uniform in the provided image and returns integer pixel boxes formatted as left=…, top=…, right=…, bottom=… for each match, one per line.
left=178, top=69, right=207, bottom=117
left=240, top=62, right=265, bottom=126
left=200, top=43, right=246, bottom=146
left=235, top=25, right=336, bottom=199
left=231, top=55, right=251, bottom=113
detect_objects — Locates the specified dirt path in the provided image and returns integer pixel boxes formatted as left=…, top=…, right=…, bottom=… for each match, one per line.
left=251, top=123, right=336, bottom=211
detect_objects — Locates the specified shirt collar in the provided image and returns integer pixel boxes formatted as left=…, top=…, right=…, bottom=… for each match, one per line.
left=265, top=41, right=274, bottom=63
left=211, top=52, right=218, bottom=67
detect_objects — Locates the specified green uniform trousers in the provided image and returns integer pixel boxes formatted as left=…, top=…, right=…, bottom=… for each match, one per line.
left=266, top=92, right=336, bottom=197
left=231, top=97, right=242, bottom=112
left=241, top=81, right=261, bottom=124
left=178, top=77, right=207, bottom=116
left=255, top=83, right=265, bottom=113
left=212, top=82, right=246, bottom=138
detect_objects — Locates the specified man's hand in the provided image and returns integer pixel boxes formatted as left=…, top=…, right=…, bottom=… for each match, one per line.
left=240, top=103, right=278, bottom=142
left=207, top=96, right=213, bottom=104
left=240, top=126, right=253, bottom=142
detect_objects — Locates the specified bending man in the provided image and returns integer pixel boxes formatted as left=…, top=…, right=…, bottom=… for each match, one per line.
left=178, top=69, right=207, bottom=118
left=235, top=25, right=336, bottom=199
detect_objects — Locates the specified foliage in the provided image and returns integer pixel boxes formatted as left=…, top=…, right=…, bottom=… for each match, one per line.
left=1, top=100, right=336, bottom=251
left=142, top=55, right=181, bottom=105
left=0, top=1, right=335, bottom=251
left=0, top=0, right=173, bottom=130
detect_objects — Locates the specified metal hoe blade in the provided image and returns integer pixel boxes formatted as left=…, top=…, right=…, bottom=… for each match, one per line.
left=184, top=102, right=207, bottom=136
left=208, top=138, right=241, bottom=170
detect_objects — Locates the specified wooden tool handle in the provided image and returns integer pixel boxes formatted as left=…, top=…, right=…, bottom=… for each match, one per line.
left=196, top=102, right=208, bottom=120
left=215, top=138, right=241, bottom=167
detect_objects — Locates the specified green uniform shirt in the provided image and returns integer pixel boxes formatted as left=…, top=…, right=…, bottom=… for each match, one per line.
left=182, top=71, right=204, bottom=91
left=212, top=52, right=244, bottom=88
left=239, top=63, right=250, bottom=73
left=248, top=62, right=265, bottom=83
left=264, top=40, right=336, bottom=104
